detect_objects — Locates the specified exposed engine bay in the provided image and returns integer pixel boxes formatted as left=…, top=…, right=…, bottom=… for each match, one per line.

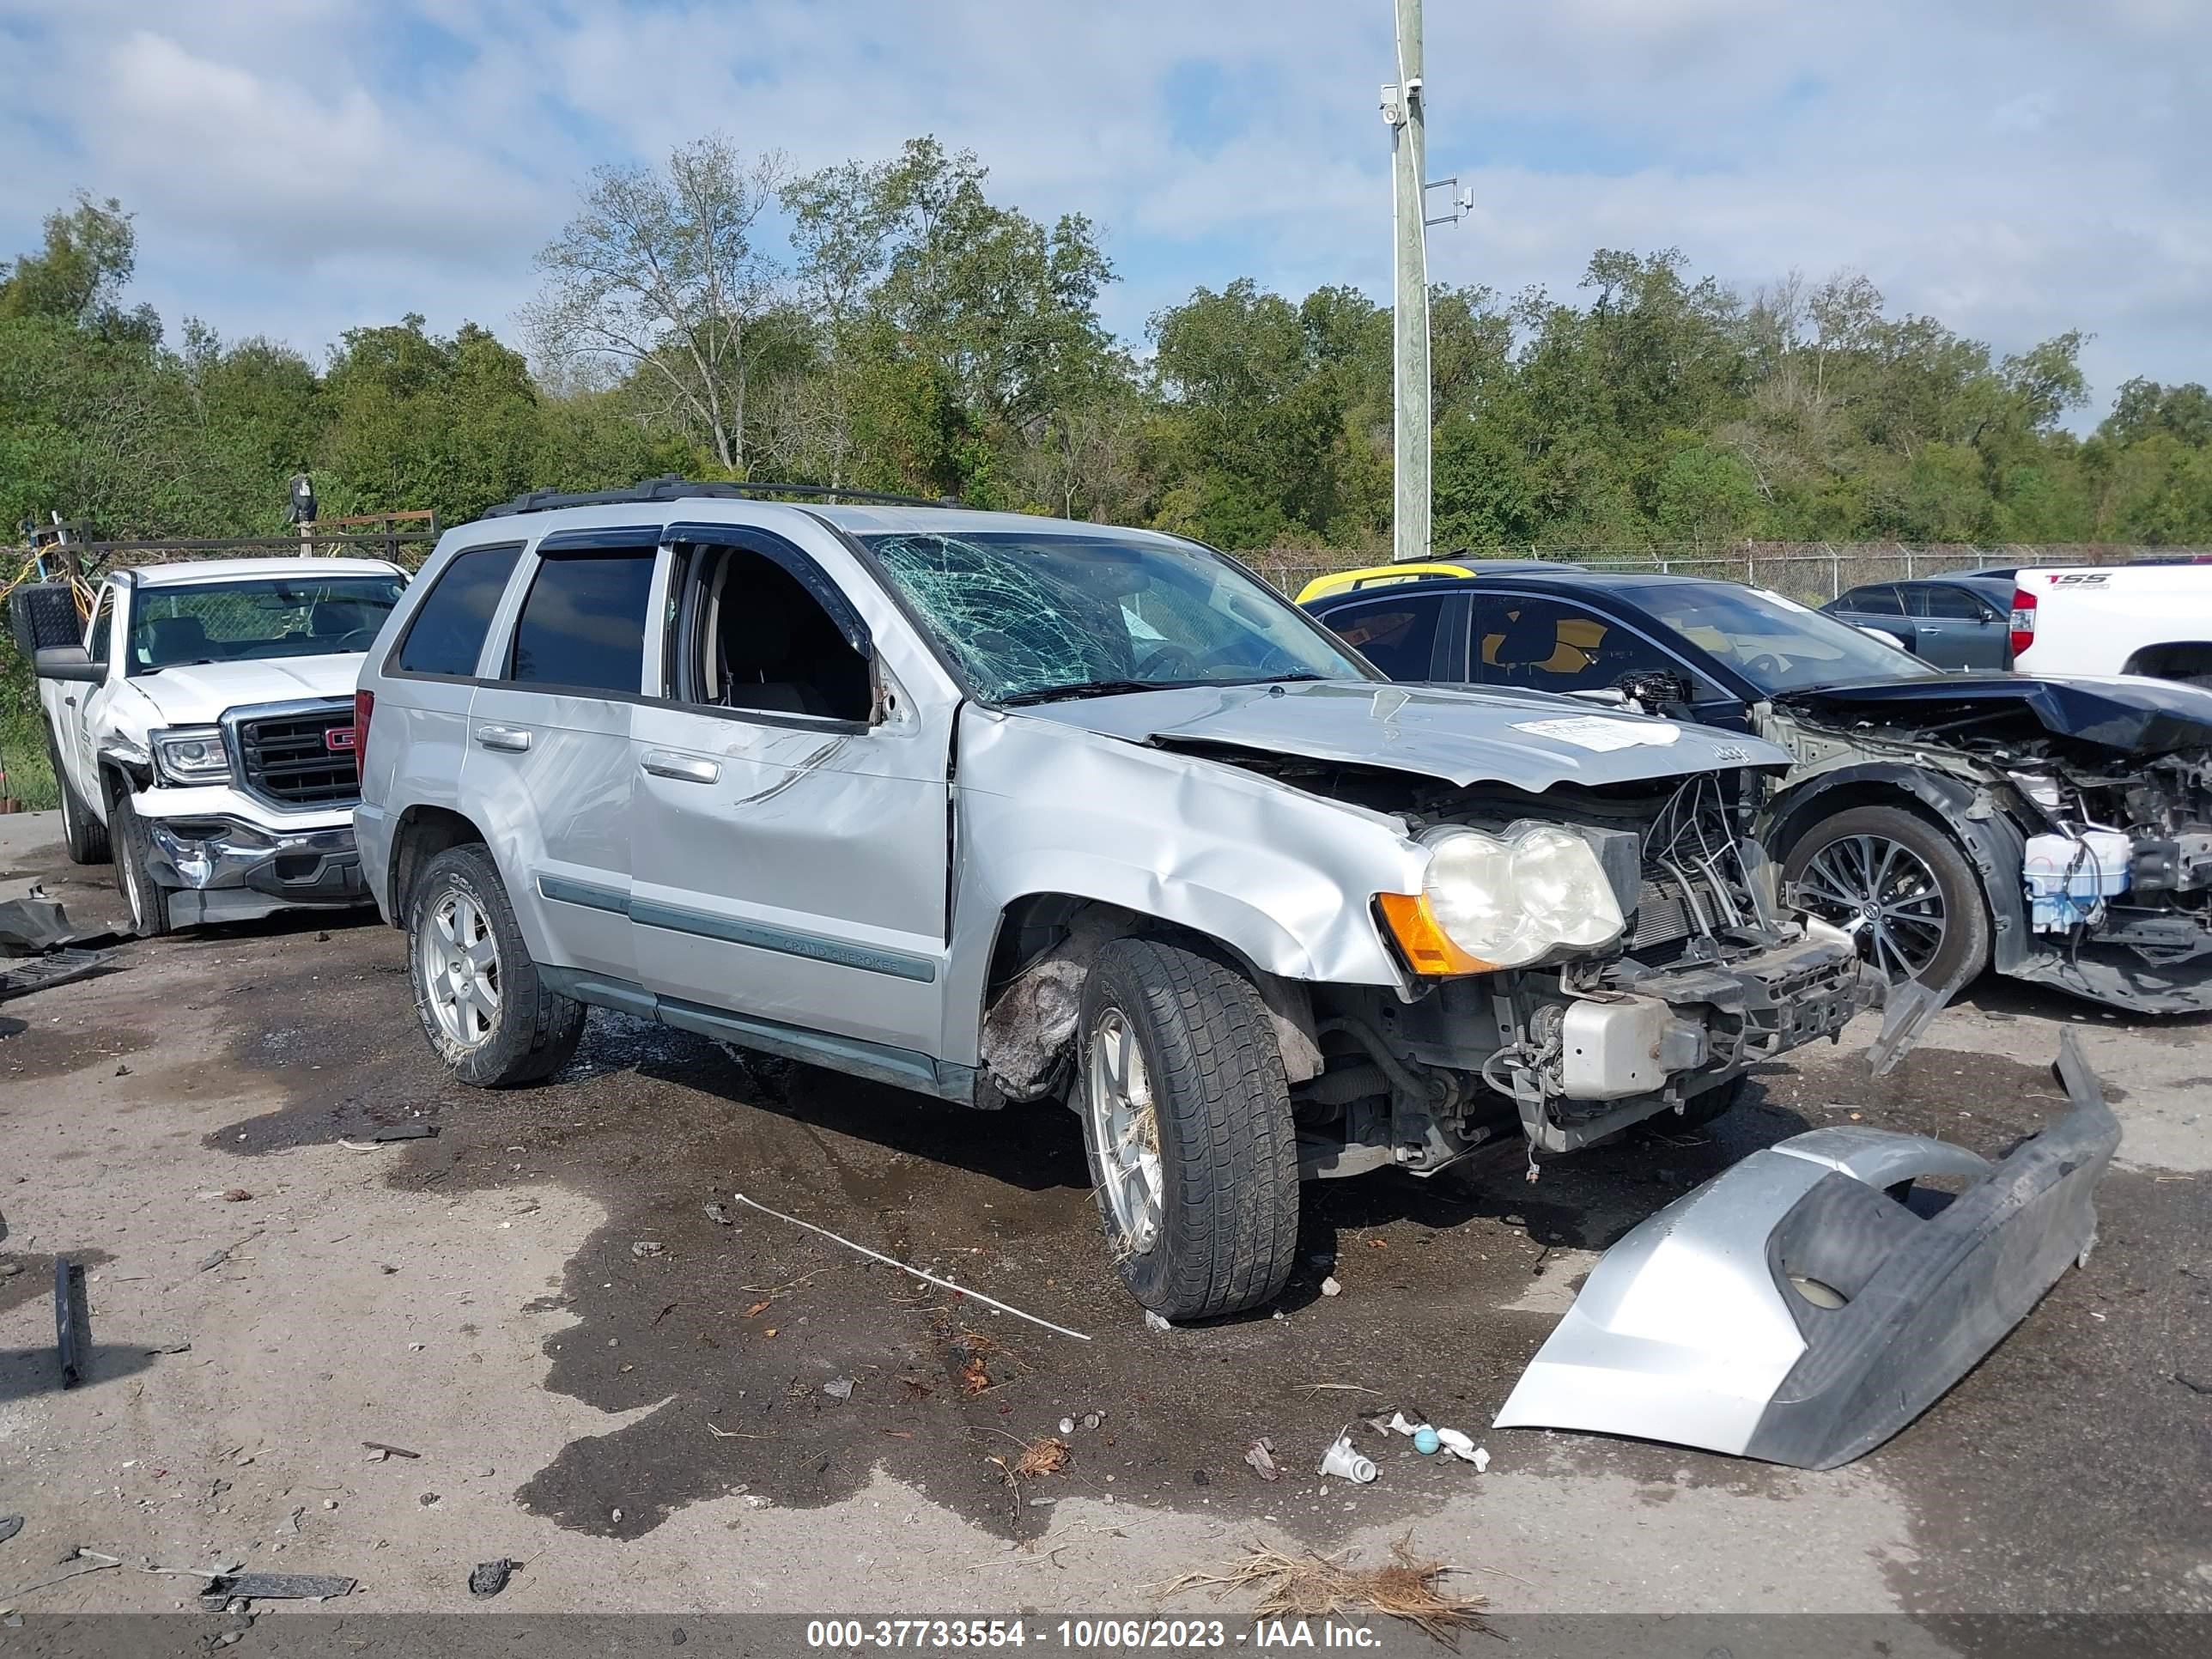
left=1760, top=680, right=2212, bottom=1011
left=976, top=750, right=1871, bottom=1180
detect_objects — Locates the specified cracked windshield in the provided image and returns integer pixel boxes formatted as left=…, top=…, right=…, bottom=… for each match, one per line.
left=864, top=531, right=1369, bottom=704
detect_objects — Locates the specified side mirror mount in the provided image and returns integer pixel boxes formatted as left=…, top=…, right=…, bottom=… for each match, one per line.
left=33, top=645, right=106, bottom=684
left=1613, top=668, right=1692, bottom=710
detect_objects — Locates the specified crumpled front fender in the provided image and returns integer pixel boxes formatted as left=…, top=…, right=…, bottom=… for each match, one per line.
left=1494, top=1031, right=2119, bottom=1468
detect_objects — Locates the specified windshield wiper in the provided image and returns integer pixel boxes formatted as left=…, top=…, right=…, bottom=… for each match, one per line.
left=141, top=659, right=219, bottom=671
left=1000, top=672, right=1329, bottom=708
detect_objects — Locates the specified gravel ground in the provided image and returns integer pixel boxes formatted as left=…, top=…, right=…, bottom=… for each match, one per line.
left=2, top=809, right=2207, bottom=1651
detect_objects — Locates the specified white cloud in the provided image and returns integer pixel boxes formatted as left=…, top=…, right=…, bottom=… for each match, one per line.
left=0, top=0, right=2203, bottom=418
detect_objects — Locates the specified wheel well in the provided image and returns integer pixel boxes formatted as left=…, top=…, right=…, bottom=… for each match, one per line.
left=2119, top=641, right=2212, bottom=680
left=1765, top=780, right=1960, bottom=863
left=977, top=894, right=1321, bottom=1102
left=391, top=806, right=486, bottom=923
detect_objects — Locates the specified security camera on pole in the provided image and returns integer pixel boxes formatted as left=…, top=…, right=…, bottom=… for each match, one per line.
left=1382, top=0, right=1470, bottom=564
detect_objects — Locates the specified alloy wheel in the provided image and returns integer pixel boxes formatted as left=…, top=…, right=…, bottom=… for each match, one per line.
left=420, top=887, right=501, bottom=1047
left=1796, top=832, right=1948, bottom=981
left=1086, top=1006, right=1164, bottom=1255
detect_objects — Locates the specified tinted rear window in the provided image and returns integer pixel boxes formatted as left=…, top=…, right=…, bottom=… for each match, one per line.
left=505, top=552, right=656, bottom=693
left=393, top=545, right=520, bottom=677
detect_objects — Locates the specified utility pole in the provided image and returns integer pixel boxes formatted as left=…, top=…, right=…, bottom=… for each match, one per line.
left=1383, top=0, right=1431, bottom=563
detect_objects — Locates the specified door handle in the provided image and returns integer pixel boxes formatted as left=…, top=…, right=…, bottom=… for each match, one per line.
left=641, top=750, right=720, bottom=784
left=474, top=725, right=532, bottom=752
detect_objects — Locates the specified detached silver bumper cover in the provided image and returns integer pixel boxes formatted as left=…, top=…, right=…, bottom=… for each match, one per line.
left=1494, top=1032, right=2119, bottom=1469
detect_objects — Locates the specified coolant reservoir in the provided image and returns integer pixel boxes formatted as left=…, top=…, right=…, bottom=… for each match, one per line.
left=2024, top=830, right=2132, bottom=931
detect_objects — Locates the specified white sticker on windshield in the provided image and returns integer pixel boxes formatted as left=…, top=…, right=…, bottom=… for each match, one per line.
left=1510, top=716, right=1682, bottom=752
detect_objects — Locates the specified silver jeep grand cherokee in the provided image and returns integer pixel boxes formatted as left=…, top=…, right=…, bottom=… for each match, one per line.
left=354, top=480, right=1871, bottom=1319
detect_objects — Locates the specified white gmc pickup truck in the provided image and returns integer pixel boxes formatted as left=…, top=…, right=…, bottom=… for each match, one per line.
left=12, top=557, right=406, bottom=935
left=2008, top=562, right=2212, bottom=684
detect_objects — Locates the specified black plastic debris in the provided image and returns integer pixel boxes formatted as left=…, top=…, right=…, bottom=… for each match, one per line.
left=54, top=1259, right=89, bottom=1389
left=371, top=1124, right=437, bottom=1142
left=0, top=892, right=124, bottom=1005
left=201, top=1571, right=356, bottom=1601
left=468, top=1559, right=514, bottom=1598
left=0, top=1516, right=22, bottom=1545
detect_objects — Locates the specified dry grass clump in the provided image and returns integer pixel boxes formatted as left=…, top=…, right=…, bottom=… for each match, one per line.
left=1160, top=1535, right=1486, bottom=1644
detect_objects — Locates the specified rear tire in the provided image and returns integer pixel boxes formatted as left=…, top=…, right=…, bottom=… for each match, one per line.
left=1781, top=804, right=1990, bottom=991
left=107, top=791, right=173, bottom=939
left=47, top=724, right=109, bottom=865
left=405, top=843, right=585, bottom=1086
left=1077, top=938, right=1299, bottom=1321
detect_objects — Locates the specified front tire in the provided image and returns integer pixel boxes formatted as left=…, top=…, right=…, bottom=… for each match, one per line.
left=1782, top=804, right=1990, bottom=990
left=1077, top=938, right=1298, bottom=1321
left=47, top=725, right=109, bottom=865
left=406, top=844, right=585, bottom=1086
left=107, top=792, right=173, bottom=938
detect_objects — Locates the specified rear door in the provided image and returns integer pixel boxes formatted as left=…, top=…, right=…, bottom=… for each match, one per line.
left=461, top=530, right=658, bottom=982
left=1826, top=584, right=1913, bottom=649
left=1907, top=583, right=2007, bottom=669
left=1310, top=591, right=1462, bottom=681
left=627, top=526, right=953, bottom=1057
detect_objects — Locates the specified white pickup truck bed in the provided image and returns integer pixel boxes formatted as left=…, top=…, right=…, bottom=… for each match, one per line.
left=2008, top=562, right=2212, bottom=683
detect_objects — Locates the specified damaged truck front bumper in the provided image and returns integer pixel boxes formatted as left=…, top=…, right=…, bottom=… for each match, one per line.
left=1493, top=1031, right=2118, bottom=1469
left=141, top=814, right=368, bottom=925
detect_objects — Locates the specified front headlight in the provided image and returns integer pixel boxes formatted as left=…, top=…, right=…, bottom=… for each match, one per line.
left=151, top=726, right=233, bottom=786
left=1382, top=823, right=1626, bottom=974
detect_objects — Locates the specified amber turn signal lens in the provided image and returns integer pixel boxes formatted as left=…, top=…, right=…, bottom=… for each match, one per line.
left=1376, top=892, right=1494, bottom=976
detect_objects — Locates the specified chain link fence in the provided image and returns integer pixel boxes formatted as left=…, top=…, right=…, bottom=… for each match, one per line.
left=1238, top=543, right=2212, bottom=605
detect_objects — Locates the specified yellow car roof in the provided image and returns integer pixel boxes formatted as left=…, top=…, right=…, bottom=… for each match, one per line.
left=1293, top=562, right=1476, bottom=605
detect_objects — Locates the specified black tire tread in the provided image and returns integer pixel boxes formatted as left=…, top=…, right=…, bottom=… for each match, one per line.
left=1083, top=937, right=1299, bottom=1320
left=107, top=790, right=173, bottom=938
left=408, top=843, right=585, bottom=1087
left=46, top=720, right=109, bottom=864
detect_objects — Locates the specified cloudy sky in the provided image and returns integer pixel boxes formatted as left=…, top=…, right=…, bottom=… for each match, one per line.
left=3, top=0, right=2206, bottom=424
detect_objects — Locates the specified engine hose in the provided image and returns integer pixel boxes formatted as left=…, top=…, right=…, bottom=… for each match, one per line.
left=1313, top=1017, right=1446, bottom=1105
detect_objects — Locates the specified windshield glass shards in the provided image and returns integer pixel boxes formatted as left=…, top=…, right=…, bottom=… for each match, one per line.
left=863, top=531, right=1370, bottom=704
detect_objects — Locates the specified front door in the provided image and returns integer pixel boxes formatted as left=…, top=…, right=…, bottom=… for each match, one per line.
left=628, top=533, right=952, bottom=1056
left=1472, top=592, right=1749, bottom=732
left=1908, top=584, right=2008, bottom=670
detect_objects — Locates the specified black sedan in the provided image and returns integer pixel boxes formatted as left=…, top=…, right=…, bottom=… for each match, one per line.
left=1305, top=565, right=2212, bottom=1012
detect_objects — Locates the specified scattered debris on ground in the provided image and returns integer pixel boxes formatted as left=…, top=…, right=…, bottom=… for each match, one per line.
left=1318, top=1431, right=1376, bottom=1485
left=202, top=1571, right=355, bottom=1602
left=361, top=1442, right=420, bottom=1461
left=1012, top=1437, right=1070, bottom=1480
left=1160, top=1537, right=1486, bottom=1644
left=823, top=1377, right=854, bottom=1401
left=3, top=1547, right=122, bottom=1601
left=0, top=892, right=122, bottom=1004
left=1244, top=1439, right=1281, bottom=1482
left=0, top=1516, right=21, bottom=1546
left=53, top=1258, right=88, bottom=1388
left=1320, top=1276, right=1343, bottom=1297
left=468, top=1559, right=514, bottom=1598
left=702, top=1203, right=732, bottom=1226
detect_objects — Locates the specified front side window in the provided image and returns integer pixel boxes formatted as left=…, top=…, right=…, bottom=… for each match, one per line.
left=1474, top=595, right=1682, bottom=695
left=1915, top=585, right=1990, bottom=621
left=394, top=544, right=520, bottom=678
left=504, top=551, right=656, bottom=694
left=666, top=544, right=872, bottom=722
left=129, top=574, right=406, bottom=672
left=861, top=531, right=1370, bottom=705
left=1320, top=596, right=1447, bottom=681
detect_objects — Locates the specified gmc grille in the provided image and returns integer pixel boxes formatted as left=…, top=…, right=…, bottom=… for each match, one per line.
left=236, top=703, right=359, bottom=809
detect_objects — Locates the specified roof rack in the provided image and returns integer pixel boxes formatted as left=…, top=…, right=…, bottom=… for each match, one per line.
left=480, top=476, right=963, bottom=520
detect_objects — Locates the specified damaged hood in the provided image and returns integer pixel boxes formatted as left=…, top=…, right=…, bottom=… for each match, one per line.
left=127, top=654, right=363, bottom=724
left=1777, top=673, right=2212, bottom=757
left=1018, top=678, right=1790, bottom=790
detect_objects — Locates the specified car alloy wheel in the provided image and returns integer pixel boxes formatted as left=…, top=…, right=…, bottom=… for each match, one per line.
left=1086, top=1006, right=1164, bottom=1255
left=1796, top=832, right=1948, bottom=981
left=420, top=887, right=502, bottom=1048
